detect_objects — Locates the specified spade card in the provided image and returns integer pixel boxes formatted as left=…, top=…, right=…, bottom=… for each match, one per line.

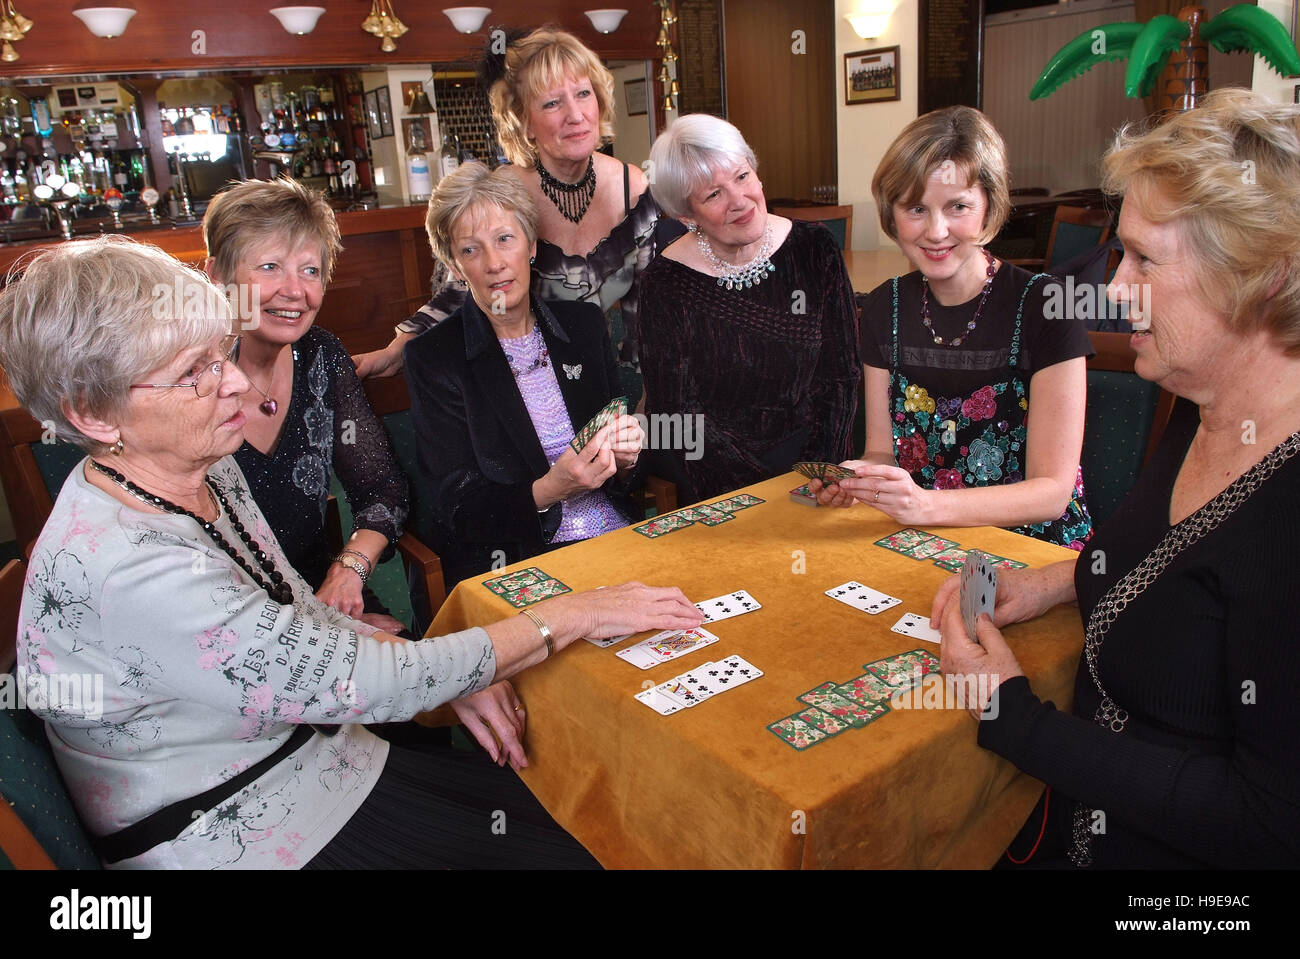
left=890, top=612, right=943, bottom=644
left=634, top=687, right=686, bottom=715
left=569, top=395, right=628, bottom=454
left=960, top=550, right=997, bottom=640
left=616, top=627, right=719, bottom=669
left=695, top=589, right=762, bottom=624
left=825, top=581, right=902, bottom=615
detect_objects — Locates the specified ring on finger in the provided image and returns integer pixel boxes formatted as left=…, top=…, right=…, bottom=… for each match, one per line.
left=873, top=489, right=881, bottom=503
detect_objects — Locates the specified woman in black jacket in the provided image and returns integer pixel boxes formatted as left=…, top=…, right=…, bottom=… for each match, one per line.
left=405, top=162, right=645, bottom=588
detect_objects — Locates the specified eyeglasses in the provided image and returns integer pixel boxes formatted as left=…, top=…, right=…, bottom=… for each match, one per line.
left=130, top=335, right=241, bottom=399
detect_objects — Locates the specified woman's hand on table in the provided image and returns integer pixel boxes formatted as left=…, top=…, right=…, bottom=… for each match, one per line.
left=930, top=560, right=1079, bottom=630
left=451, top=680, right=528, bottom=769
left=316, top=563, right=368, bottom=618
left=608, top=413, right=646, bottom=473
left=534, top=423, right=619, bottom=508
left=938, top=601, right=1025, bottom=720
left=540, top=582, right=704, bottom=650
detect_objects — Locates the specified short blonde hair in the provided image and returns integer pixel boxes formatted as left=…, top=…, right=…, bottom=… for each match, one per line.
left=202, top=177, right=342, bottom=284
left=488, top=26, right=616, bottom=168
left=425, top=162, right=540, bottom=268
left=0, top=236, right=232, bottom=451
left=1102, top=87, right=1300, bottom=354
left=872, top=106, right=1011, bottom=245
left=647, top=113, right=759, bottom=221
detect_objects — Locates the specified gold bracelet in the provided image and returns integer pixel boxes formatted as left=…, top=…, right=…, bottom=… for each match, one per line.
left=520, top=608, right=554, bottom=658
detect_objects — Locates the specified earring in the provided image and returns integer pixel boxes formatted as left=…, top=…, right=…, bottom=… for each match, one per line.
left=529, top=256, right=535, bottom=264
left=685, top=222, right=698, bottom=234
left=112, top=436, right=124, bottom=456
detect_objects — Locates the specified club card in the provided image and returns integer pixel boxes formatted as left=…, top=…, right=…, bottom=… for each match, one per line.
left=825, top=581, right=902, bottom=615
left=873, top=528, right=936, bottom=554
left=482, top=566, right=546, bottom=596
left=767, top=713, right=833, bottom=750
left=699, top=654, right=763, bottom=690
left=960, top=550, right=997, bottom=641
left=789, top=483, right=819, bottom=506
left=901, top=536, right=962, bottom=561
left=633, top=513, right=693, bottom=538
left=797, top=682, right=888, bottom=728
left=569, top=395, right=627, bottom=454
left=503, top=577, right=571, bottom=608
left=695, top=589, right=762, bottom=624
left=652, top=677, right=704, bottom=708
left=584, top=632, right=634, bottom=649
left=890, top=612, right=943, bottom=644
left=867, top=648, right=942, bottom=687
left=675, top=662, right=720, bottom=702
left=634, top=687, right=685, bottom=716
left=616, top=627, right=719, bottom=670
left=797, top=705, right=852, bottom=736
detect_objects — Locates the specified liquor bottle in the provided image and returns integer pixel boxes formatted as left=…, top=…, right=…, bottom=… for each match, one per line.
left=438, top=132, right=459, bottom=180
left=407, top=122, right=431, bottom=203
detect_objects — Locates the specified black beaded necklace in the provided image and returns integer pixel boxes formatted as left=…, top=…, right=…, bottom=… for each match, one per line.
left=920, top=248, right=997, bottom=347
left=536, top=156, right=596, bottom=224
left=89, top=460, right=293, bottom=604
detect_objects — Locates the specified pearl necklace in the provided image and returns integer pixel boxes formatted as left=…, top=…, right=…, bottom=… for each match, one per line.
left=920, top=248, right=996, bottom=347
left=696, top=226, right=777, bottom=290
left=89, top=460, right=294, bottom=604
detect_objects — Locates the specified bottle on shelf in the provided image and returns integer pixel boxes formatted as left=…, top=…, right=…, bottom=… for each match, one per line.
left=407, top=121, right=431, bottom=204
left=439, top=132, right=460, bottom=180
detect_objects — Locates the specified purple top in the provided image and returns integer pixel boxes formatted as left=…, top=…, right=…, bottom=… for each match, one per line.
left=499, top=326, right=627, bottom=543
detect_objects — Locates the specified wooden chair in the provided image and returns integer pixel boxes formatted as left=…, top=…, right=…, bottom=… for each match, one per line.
left=1081, top=331, right=1176, bottom=527
left=771, top=204, right=854, bottom=251
left=1009, top=205, right=1113, bottom=275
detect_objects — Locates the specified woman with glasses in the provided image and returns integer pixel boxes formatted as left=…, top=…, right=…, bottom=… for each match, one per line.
left=202, top=178, right=409, bottom=635
left=0, top=235, right=703, bottom=868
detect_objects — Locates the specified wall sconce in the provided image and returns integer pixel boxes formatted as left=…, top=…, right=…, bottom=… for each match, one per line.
left=584, top=9, right=627, bottom=34
left=269, top=6, right=326, bottom=35
left=442, top=6, right=490, bottom=33
left=72, top=5, right=137, bottom=38
left=845, top=3, right=892, bottom=40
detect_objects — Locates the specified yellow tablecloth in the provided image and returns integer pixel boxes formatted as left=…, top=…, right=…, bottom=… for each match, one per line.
left=429, top=473, right=1085, bottom=868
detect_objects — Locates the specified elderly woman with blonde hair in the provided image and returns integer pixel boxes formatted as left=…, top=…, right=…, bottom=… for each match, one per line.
left=0, top=236, right=700, bottom=868
left=932, top=88, right=1300, bottom=868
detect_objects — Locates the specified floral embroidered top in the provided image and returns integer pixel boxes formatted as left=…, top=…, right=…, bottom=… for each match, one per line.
left=235, top=327, right=408, bottom=591
left=16, top=457, right=494, bottom=869
left=860, top=263, right=1094, bottom=549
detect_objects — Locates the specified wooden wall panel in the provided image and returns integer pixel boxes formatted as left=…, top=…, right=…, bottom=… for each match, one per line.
left=723, top=0, right=836, bottom=203
left=0, top=1, right=660, bottom=79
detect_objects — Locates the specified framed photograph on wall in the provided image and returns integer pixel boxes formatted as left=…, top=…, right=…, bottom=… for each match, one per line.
left=844, top=45, right=900, bottom=105
left=624, top=78, right=648, bottom=116
left=364, top=89, right=383, bottom=140
left=376, top=86, right=395, bottom=138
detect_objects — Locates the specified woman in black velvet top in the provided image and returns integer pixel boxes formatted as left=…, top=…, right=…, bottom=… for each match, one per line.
left=203, top=179, right=409, bottom=634
left=637, top=114, right=860, bottom=503
left=932, top=88, right=1300, bottom=868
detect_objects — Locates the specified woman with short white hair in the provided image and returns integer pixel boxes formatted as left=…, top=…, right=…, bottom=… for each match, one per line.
left=637, top=113, right=861, bottom=502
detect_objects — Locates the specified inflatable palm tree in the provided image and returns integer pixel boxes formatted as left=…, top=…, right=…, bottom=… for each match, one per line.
left=1031, top=4, right=1300, bottom=114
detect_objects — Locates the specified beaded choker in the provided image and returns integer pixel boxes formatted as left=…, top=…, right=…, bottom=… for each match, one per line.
left=696, top=226, right=777, bottom=290
left=537, top=157, right=596, bottom=224
left=89, top=460, right=293, bottom=604
left=920, top=248, right=996, bottom=347
left=501, top=323, right=550, bottom=378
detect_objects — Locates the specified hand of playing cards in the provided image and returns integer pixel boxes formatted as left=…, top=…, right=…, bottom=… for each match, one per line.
left=569, top=395, right=629, bottom=456
left=793, top=461, right=859, bottom=484
left=959, top=550, right=997, bottom=642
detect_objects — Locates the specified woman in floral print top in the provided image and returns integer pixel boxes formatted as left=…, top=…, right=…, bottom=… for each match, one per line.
left=819, top=107, right=1092, bottom=549
left=0, top=237, right=701, bottom=868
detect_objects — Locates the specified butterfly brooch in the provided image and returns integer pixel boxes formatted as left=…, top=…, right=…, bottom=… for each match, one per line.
left=562, top=364, right=582, bottom=380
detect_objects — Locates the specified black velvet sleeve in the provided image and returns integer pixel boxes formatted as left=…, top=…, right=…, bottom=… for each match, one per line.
left=800, top=227, right=861, bottom=464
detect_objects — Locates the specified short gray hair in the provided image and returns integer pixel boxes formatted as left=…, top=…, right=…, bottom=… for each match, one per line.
left=648, top=113, right=759, bottom=221
left=0, top=235, right=233, bottom=452
left=425, top=161, right=539, bottom=269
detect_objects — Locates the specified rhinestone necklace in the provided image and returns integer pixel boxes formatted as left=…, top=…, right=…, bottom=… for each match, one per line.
left=537, top=156, right=596, bottom=224
left=89, top=460, right=294, bottom=604
left=696, top=226, right=776, bottom=290
left=920, top=248, right=996, bottom=346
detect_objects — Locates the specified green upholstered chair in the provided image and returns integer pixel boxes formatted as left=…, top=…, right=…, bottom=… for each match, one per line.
left=1009, top=204, right=1113, bottom=275
left=771, top=205, right=854, bottom=251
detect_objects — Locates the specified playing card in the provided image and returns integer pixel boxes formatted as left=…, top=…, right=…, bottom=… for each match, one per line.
left=634, top=687, right=685, bottom=715
left=616, top=627, right=719, bottom=670
left=674, top=662, right=720, bottom=702
left=960, top=550, right=997, bottom=640
left=834, top=673, right=898, bottom=707
left=694, top=589, right=762, bottom=624
left=482, top=566, right=546, bottom=596
left=900, top=536, right=962, bottom=561
left=825, top=581, right=903, bottom=615
left=674, top=506, right=710, bottom=522
left=712, top=493, right=764, bottom=512
left=502, top=577, right=571, bottom=608
left=890, top=612, right=943, bottom=644
left=797, top=706, right=852, bottom=736
left=691, top=504, right=733, bottom=526
left=767, top=713, right=832, bottom=750
left=633, top=513, right=693, bottom=538
left=569, top=395, right=627, bottom=454
left=699, top=654, right=763, bottom=690
left=789, top=483, right=819, bottom=506
left=873, top=528, right=936, bottom=554
left=987, top=555, right=1029, bottom=571
left=798, top=682, right=888, bottom=728
left=652, top=677, right=704, bottom=708
left=584, top=632, right=634, bottom=649
left=793, top=461, right=854, bottom=483
left=866, top=648, right=942, bottom=688
left=930, top=546, right=970, bottom=570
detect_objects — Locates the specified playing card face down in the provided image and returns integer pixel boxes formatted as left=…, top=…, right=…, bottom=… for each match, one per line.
left=959, top=550, right=997, bottom=640
left=767, top=714, right=832, bottom=750
left=901, top=536, right=961, bottom=560
left=482, top=566, right=546, bottom=596
left=834, top=672, right=898, bottom=707
left=789, top=483, right=819, bottom=506
left=798, top=682, right=888, bottom=728
left=570, top=395, right=627, bottom=454
left=503, top=577, right=571, bottom=608
left=865, top=649, right=941, bottom=688
left=874, top=528, right=935, bottom=553
left=793, top=461, right=854, bottom=483
left=713, top=493, right=764, bottom=512
left=634, top=513, right=693, bottom=538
